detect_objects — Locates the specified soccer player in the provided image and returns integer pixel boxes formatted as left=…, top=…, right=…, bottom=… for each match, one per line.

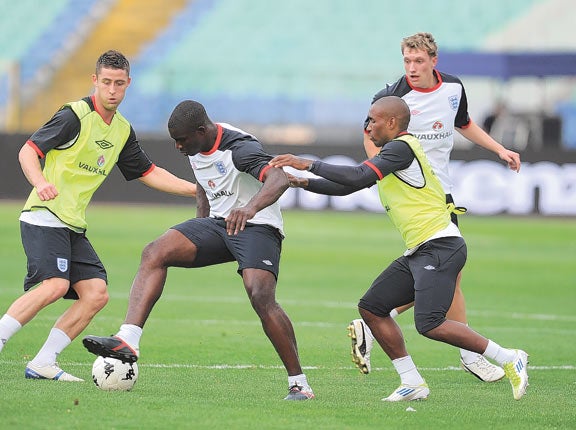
left=269, top=95, right=529, bottom=401
left=83, top=100, right=314, bottom=401
left=348, top=32, right=521, bottom=381
left=0, top=50, right=196, bottom=382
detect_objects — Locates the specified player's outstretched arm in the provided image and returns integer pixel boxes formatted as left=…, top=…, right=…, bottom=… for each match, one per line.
left=138, top=166, right=197, bottom=196
left=269, top=154, right=313, bottom=171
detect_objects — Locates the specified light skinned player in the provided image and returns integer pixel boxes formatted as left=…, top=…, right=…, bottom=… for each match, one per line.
left=0, top=50, right=196, bottom=381
left=348, top=32, right=521, bottom=382
left=270, top=95, right=529, bottom=401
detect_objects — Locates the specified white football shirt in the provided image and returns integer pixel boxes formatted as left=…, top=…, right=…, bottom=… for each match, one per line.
left=370, top=70, right=471, bottom=193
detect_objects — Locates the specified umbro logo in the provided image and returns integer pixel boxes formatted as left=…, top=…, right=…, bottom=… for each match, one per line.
left=424, top=265, right=436, bottom=271
left=95, top=140, right=114, bottom=149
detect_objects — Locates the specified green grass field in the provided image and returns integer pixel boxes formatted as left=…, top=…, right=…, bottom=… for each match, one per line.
left=0, top=202, right=575, bottom=430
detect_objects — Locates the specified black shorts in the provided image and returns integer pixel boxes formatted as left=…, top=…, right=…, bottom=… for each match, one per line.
left=20, top=222, right=107, bottom=300
left=358, top=236, right=467, bottom=334
left=171, top=217, right=283, bottom=279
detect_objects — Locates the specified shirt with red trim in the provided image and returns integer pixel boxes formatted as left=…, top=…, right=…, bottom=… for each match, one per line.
left=28, top=96, right=153, bottom=181
left=367, top=70, right=470, bottom=193
left=187, top=123, right=284, bottom=234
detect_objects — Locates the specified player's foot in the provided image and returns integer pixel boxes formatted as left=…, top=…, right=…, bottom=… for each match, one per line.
left=25, top=362, right=84, bottom=382
left=382, top=382, right=429, bottom=402
left=83, top=335, right=139, bottom=363
left=460, top=355, right=505, bottom=382
left=347, top=319, right=373, bottom=374
left=283, top=384, right=315, bottom=401
left=503, top=349, right=529, bottom=400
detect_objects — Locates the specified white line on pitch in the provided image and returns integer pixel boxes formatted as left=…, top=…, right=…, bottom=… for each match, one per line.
left=3, top=360, right=570, bottom=372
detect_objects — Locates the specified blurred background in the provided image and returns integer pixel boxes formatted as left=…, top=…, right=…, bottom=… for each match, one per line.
left=1, top=0, right=575, bottom=215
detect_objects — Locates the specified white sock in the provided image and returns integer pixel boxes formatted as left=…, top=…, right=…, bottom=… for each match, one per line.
left=392, top=355, right=425, bottom=386
left=482, top=340, right=516, bottom=366
left=29, top=328, right=71, bottom=367
left=0, top=314, right=22, bottom=352
left=389, top=309, right=399, bottom=319
left=116, top=324, right=142, bottom=350
left=288, top=373, right=311, bottom=390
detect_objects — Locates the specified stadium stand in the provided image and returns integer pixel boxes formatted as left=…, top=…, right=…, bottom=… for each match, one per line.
left=2, top=0, right=576, bottom=148
left=0, top=0, right=106, bottom=130
left=120, top=0, right=543, bottom=131
left=17, top=0, right=189, bottom=130
left=0, top=0, right=69, bottom=127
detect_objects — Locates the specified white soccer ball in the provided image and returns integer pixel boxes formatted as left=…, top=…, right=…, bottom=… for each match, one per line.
left=92, top=356, right=139, bottom=391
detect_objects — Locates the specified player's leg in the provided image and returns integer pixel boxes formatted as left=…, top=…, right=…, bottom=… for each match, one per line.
left=3, top=278, right=69, bottom=329
left=243, top=268, right=300, bottom=370
left=83, top=218, right=232, bottom=362
left=414, top=237, right=528, bottom=400
left=26, top=278, right=108, bottom=382
left=234, top=223, right=313, bottom=400
left=443, top=199, right=504, bottom=380
left=358, top=256, right=429, bottom=402
left=447, top=269, right=505, bottom=381
left=84, top=223, right=204, bottom=361
left=122, top=229, right=199, bottom=327
left=1, top=224, right=71, bottom=360
left=242, top=267, right=313, bottom=400
left=26, top=229, right=109, bottom=381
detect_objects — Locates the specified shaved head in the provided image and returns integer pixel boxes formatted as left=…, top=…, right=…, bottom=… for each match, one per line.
left=365, top=96, right=411, bottom=147
left=371, top=96, right=410, bottom=131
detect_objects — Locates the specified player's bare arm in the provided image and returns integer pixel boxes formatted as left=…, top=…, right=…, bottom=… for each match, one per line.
left=269, top=154, right=313, bottom=170
left=18, top=143, right=58, bottom=201
left=138, top=166, right=197, bottom=196
left=225, top=166, right=288, bottom=236
left=286, top=173, right=309, bottom=188
left=363, top=132, right=379, bottom=158
left=457, top=120, right=521, bottom=172
left=195, top=184, right=209, bottom=218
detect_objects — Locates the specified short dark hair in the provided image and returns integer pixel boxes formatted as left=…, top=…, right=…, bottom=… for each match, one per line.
left=168, top=100, right=212, bottom=131
left=95, top=50, right=130, bottom=75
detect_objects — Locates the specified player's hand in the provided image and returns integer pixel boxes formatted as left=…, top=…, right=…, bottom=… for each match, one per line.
left=499, top=149, right=521, bottom=172
left=269, top=154, right=312, bottom=171
left=36, top=182, right=58, bottom=201
left=225, top=206, right=256, bottom=235
left=286, top=173, right=308, bottom=188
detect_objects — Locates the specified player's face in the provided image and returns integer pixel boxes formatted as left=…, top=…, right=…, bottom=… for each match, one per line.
left=92, top=67, right=130, bottom=112
left=365, top=105, right=395, bottom=147
left=402, top=48, right=437, bottom=89
left=169, top=126, right=208, bottom=156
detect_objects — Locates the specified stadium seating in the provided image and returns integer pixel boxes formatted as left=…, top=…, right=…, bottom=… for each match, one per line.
left=0, top=0, right=100, bottom=125
left=121, top=0, right=543, bottom=131
left=2, top=0, right=575, bottom=146
left=0, top=0, right=69, bottom=61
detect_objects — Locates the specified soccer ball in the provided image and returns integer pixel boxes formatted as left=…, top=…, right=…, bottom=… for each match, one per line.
left=92, top=356, right=139, bottom=391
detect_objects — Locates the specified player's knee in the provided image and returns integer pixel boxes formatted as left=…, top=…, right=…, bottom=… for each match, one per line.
left=93, top=288, right=109, bottom=311
left=39, top=278, right=70, bottom=302
left=140, top=240, right=166, bottom=266
left=76, top=281, right=109, bottom=312
left=245, top=283, right=275, bottom=314
left=414, top=313, right=444, bottom=335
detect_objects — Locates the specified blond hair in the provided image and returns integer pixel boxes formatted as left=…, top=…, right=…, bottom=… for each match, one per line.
left=401, top=32, right=438, bottom=58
